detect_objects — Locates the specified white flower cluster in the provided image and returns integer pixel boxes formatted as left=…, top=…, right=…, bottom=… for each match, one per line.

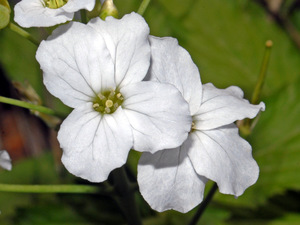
left=15, top=1, right=265, bottom=213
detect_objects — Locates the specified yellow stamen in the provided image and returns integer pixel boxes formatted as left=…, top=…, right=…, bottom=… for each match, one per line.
left=93, top=103, right=100, bottom=109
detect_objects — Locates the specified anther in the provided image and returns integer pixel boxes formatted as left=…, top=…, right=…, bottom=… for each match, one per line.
left=98, top=93, right=106, bottom=100
left=116, top=93, right=122, bottom=98
left=108, top=90, right=115, bottom=99
left=93, top=103, right=100, bottom=109
left=105, top=107, right=111, bottom=113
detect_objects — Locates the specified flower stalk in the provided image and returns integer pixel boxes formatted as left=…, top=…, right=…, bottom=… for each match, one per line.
left=8, top=23, right=39, bottom=46
left=137, top=0, right=151, bottom=16
left=111, top=167, right=142, bottom=225
left=80, top=9, right=88, bottom=24
left=239, top=40, right=272, bottom=136
left=0, top=184, right=99, bottom=194
left=251, top=40, right=273, bottom=105
left=0, top=96, right=64, bottom=118
left=188, top=183, right=218, bottom=225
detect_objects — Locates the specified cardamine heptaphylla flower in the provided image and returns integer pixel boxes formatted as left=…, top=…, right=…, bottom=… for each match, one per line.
left=36, top=13, right=192, bottom=182
left=137, top=36, right=265, bottom=213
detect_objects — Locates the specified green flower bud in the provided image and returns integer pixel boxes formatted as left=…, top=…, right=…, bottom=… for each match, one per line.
left=0, top=0, right=11, bottom=29
left=99, top=0, right=118, bottom=20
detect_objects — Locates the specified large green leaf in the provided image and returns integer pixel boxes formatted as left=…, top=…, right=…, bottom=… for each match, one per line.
left=249, top=80, right=300, bottom=204
left=142, top=0, right=300, bottom=98
left=269, top=213, right=300, bottom=225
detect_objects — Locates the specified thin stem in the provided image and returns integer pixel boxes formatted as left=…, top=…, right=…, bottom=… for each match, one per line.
left=111, top=167, right=142, bottom=225
left=0, top=96, right=64, bottom=118
left=239, top=40, right=272, bottom=136
left=0, top=184, right=99, bottom=194
left=137, top=0, right=151, bottom=16
left=188, top=183, right=218, bottom=225
left=8, top=23, right=39, bottom=46
left=251, top=40, right=273, bottom=105
left=80, top=9, right=88, bottom=24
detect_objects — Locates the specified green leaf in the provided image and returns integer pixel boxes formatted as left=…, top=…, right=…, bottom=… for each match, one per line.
left=269, top=213, right=300, bottom=225
left=249, top=80, right=300, bottom=203
left=142, top=0, right=300, bottom=98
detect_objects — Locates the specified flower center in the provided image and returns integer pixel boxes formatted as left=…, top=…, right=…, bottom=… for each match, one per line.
left=92, top=89, right=124, bottom=114
left=190, top=121, right=196, bottom=133
left=44, top=0, right=68, bottom=9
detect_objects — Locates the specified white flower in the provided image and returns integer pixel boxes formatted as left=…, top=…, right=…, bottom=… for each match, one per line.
left=36, top=13, right=192, bottom=182
left=14, top=0, right=95, bottom=28
left=0, top=150, right=12, bottom=171
left=137, top=37, right=266, bottom=213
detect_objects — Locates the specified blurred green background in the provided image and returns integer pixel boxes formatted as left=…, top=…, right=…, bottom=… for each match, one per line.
left=1, top=0, right=300, bottom=224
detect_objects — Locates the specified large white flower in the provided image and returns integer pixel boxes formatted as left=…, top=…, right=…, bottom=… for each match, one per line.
left=14, top=0, right=95, bottom=28
left=0, top=150, right=12, bottom=171
left=138, top=36, right=265, bottom=213
left=36, top=13, right=192, bottom=182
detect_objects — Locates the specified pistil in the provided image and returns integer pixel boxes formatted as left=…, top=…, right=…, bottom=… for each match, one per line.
left=190, top=121, right=197, bottom=133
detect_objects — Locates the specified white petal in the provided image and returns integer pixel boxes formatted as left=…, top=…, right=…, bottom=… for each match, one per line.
left=63, top=0, right=95, bottom=12
left=36, top=22, right=115, bottom=108
left=14, top=0, right=73, bottom=28
left=138, top=144, right=207, bottom=213
left=58, top=103, right=133, bottom=182
left=88, top=13, right=150, bottom=88
left=0, top=150, right=12, bottom=171
left=188, top=124, right=259, bottom=196
left=194, top=83, right=265, bottom=130
left=121, top=81, right=192, bottom=153
left=147, top=36, right=202, bottom=115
